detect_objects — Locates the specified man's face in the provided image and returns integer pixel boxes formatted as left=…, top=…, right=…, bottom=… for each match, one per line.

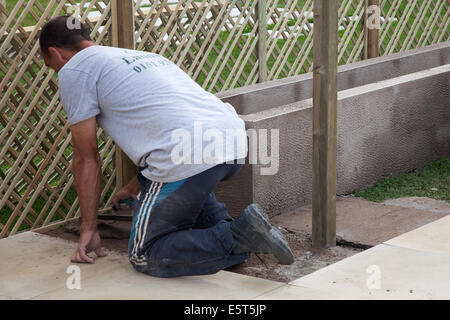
left=38, top=46, right=68, bottom=73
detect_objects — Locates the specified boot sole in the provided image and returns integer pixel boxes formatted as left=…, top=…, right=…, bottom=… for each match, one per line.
left=245, top=204, right=295, bottom=265
left=269, top=227, right=295, bottom=265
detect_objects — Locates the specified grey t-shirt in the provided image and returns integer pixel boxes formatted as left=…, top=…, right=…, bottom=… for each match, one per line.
left=58, top=45, right=247, bottom=182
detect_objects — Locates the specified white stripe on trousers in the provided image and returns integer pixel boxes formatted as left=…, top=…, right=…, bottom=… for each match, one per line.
left=132, top=181, right=161, bottom=262
left=131, top=181, right=163, bottom=264
left=133, top=181, right=163, bottom=263
left=134, top=182, right=159, bottom=258
left=131, top=181, right=154, bottom=260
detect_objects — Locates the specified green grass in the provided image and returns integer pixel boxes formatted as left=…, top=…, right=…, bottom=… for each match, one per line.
left=354, top=157, right=450, bottom=203
left=5, top=0, right=73, bottom=27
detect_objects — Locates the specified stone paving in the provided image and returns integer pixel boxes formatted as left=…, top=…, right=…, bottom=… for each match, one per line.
left=1, top=197, right=449, bottom=300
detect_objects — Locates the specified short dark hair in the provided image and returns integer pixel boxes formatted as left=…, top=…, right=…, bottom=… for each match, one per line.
left=39, top=15, right=92, bottom=56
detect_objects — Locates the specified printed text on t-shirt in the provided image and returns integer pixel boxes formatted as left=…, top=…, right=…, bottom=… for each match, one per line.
left=122, top=52, right=172, bottom=73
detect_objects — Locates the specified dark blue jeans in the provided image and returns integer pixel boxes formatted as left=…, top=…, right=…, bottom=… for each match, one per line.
left=128, top=160, right=250, bottom=277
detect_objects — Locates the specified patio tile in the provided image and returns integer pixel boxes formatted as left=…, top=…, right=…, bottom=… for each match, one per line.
left=384, top=215, right=450, bottom=256
left=290, top=244, right=450, bottom=299
left=32, top=266, right=284, bottom=300
left=2, top=231, right=284, bottom=300
left=0, top=232, right=127, bottom=299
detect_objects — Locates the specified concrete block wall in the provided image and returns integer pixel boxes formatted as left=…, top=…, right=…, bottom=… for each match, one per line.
left=214, top=42, right=450, bottom=218
left=218, top=42, right=450, bottom=116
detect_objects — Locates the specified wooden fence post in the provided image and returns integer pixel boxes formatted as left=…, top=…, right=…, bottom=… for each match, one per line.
left=111, top=0, right=137, bottom=188
left=312, top=0, right=338, bottom=249
left=363, top=0, right=380, bottom=59
left=257, top=0, right=267, bottom=83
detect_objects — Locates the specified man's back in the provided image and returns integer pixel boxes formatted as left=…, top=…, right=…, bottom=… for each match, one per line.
left=58, top=45, right=247, bottom=182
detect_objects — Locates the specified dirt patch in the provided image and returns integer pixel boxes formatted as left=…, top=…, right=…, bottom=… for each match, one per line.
left=225, top=226, right=365, bottom=283
left=43, top=221, right=365, bottom=283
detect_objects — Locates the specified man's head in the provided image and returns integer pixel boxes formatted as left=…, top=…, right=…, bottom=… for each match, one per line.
left=39, top=16, right=94, bottom=72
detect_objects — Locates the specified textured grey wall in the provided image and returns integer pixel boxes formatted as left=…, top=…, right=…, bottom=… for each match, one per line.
left=217, top=41, right=450, bottom=115
left=336, top=65, right=450, bottom=196
left=214, top=54, right=450, bottom=218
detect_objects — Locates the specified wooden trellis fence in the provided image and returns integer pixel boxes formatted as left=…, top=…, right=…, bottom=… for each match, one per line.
left=0, top=0, right=449, bottom=238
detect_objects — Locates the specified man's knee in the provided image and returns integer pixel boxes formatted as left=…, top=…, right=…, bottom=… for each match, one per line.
left=129, top=256, right=193, bottom=278
left=129, top=255, right=163, bottom=277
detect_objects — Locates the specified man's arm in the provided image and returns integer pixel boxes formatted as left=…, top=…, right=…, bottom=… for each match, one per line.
left=70, top=117, right=106, bottom=263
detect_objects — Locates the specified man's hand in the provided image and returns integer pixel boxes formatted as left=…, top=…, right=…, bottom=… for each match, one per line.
left=71, top=229, right=107, bottom=264
left=112, top=188, right=135, bottom=211
left=111, top=176, right=141, bottom=211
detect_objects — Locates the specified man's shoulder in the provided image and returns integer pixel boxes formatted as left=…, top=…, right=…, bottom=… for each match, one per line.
left=59, top=46, right=114, bottom=77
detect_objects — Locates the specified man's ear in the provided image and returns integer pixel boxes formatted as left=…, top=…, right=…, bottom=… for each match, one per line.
left=48, top=46, right=64, bottom=62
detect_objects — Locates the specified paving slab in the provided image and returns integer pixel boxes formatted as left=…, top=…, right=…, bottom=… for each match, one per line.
left=271, top=196, right=449, bottom=246
left=290, top=244, right=450, bottom=299
left=33, top=266, right=284, bottom=300
left=0, top=232, right=284, bottom=300
left=2, top=199, right=450, bottom=300
left=0, top=232, right=128, bottom=299
left=384, top=215, right=450, bottom=256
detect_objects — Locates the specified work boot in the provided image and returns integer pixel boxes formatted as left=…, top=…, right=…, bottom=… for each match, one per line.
left=230, top=203, right=295, bottom=265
